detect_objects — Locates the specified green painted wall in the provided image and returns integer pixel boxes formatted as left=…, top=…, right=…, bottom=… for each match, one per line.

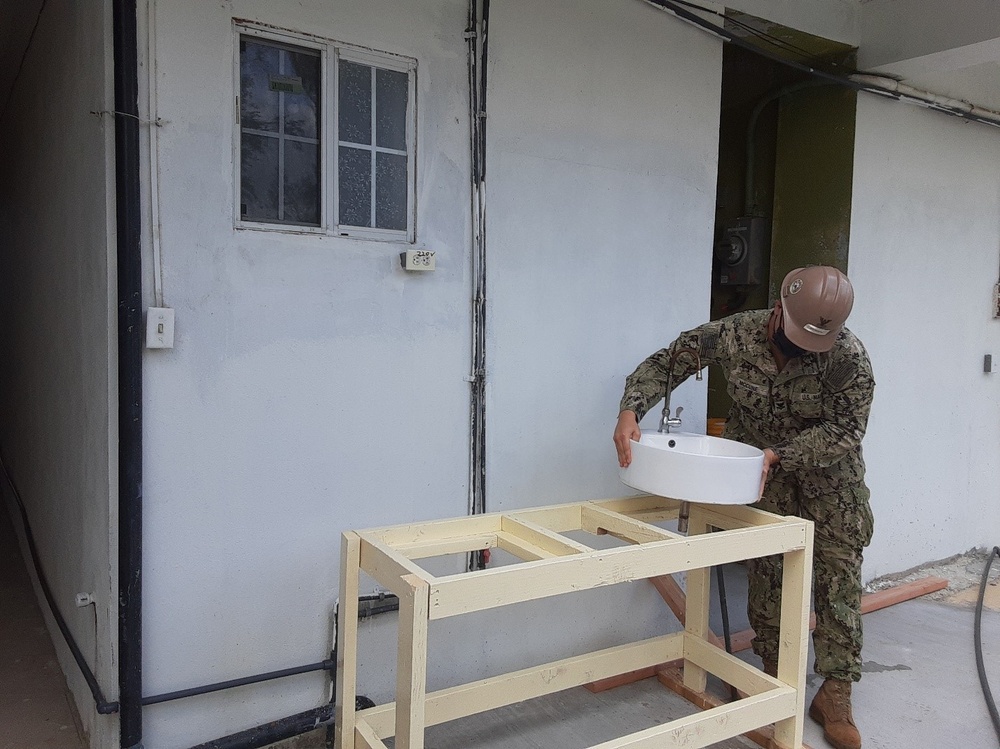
left=706, top=24, right=858, bottom=419
left=769, top=85, right=857, bottom=302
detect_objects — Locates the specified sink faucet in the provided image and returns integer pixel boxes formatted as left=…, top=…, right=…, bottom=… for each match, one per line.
left=658, top=347, right=703, bottom=434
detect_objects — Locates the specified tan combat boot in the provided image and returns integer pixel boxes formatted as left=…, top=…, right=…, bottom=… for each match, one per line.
left=809, top=678, right=861, bottom=749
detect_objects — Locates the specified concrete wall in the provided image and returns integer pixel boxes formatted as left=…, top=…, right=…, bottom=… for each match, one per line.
left=142, top=1, right=472, bottom=746
left=141, top=0, right=726, bottom=745
left=485, top=0, right=721, bottom=506
left=0, top=1, right=118, bottom=748
left=858, top=0, right=1000, bottom=68
left=848, top=92, right=1000, bottom=578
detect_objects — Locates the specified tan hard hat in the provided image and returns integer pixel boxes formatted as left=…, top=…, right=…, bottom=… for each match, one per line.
left=779, top=266, right=854, bottom=353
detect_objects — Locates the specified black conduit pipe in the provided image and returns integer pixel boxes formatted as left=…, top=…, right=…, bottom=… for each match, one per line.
left=0, top=454, right=119, bottom=714
left=142, top=659, right=336, bottom=706
left=466, top=0, right=490, bottom=572
left=975, top=546, right=1000, bottom=743
left=187, top=705, right=335, bottom=749
left=112, top=0, right=144, bottom=746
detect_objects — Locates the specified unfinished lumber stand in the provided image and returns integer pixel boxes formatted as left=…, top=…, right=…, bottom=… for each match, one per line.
left=335, top=495, right=815, bottom=749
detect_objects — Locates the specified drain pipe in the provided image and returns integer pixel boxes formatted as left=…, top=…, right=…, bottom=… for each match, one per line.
left=112, top=0, right=144, bottom=746
left=466, top=0, right=490, bottom=572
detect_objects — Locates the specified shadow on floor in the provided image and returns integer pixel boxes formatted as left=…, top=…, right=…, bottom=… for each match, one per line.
left=1, top=504, right=86, bottom=749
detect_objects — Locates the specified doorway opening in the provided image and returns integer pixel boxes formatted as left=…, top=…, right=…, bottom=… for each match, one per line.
left=708, top=15, right=858, bottom=420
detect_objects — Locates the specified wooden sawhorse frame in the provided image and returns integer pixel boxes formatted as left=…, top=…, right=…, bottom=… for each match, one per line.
left=335, top=495, right=814, bottom=749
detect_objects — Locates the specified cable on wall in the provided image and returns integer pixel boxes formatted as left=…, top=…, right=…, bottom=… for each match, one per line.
left=639, top=0, right=1000, bottom=130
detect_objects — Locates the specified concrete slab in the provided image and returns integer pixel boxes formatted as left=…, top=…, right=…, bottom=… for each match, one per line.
left=0, top=506, right=85, bottom=749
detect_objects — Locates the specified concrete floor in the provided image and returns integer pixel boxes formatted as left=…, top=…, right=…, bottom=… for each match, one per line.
left=403, top=562, right=1000, bottom=749
left=3, top=493, right=999, bottom=749
left=0, top=505, right=86, bottom=749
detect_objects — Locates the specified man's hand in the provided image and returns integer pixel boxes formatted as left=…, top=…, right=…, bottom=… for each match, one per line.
left=759, top=448, right=780, bottom=498
left=614, top=411, right=641, bottom=467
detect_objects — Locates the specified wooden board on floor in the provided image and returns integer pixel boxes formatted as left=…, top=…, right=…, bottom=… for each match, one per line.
left=656, top=665, right=814, bottom=749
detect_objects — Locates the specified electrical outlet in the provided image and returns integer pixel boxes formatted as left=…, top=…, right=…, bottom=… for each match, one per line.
left=145, top=307, right=175, bottom=349
left=400, top=249, right=436, bottom=271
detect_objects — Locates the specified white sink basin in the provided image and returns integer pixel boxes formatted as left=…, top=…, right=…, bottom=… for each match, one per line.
left=619, top=431, right=764, bottom=505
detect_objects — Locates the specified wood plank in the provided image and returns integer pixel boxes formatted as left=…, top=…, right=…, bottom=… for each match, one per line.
left=590, top=495, right=681, bottom=515
left=502, top=514, right=592, bottom=555
left=656, top=665, right=814, bottom=749
left=582, top=505, right=680, bottom=544
left=359, top=537, right=432, bottom=595
left=861, top=576, right=949, bottom=612
left=429, top=522, right=809, bottom=619
left=354, top=719, right=389, bottom=749
left=503, top=504, right=583, bottom=533
left=590, top=689, right=797, bottom=749
left=496, top=530, right=557, bottom=561
left=365, top=514, right=503, bottom=546
left=395, top=533, right=498, bottom=560
left=649, top=574, right=687, bottom=622
left=395, top=574, right=430, bottom=749
left=683, top=634, right=784, bottom=697
left=335, top=532, right=362, bottom=749
left=682, top=508, right=712, bottom=693
left=773, top=539, right=813, bottom=749
left=583, top=662, right=672, bottom=693
left=363, top=633, right=685, bottom=737
left=628, top=507, right=681, bottom=524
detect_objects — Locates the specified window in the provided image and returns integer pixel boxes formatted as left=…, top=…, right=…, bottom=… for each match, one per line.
left=237, top=28, right=416, bottom=240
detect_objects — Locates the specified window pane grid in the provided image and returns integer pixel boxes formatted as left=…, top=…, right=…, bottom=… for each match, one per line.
left=337, top=61, right=408, bottom=232
left=239, top=28, right=411, bottom=237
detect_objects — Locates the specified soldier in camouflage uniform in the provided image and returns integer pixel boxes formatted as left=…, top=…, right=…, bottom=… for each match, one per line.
left=613, top=266, right=873, bottom=749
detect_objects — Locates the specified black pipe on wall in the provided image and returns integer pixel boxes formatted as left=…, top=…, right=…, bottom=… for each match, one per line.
left=0, top=455, right=119, bottom=714
left=112, top=0, right=144, bottom=746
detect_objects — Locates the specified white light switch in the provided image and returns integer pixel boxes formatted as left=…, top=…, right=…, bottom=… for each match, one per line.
left=146, top=307, right=175, bottom=349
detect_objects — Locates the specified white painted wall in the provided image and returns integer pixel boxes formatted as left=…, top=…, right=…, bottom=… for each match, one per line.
left=486, top=0, right=722, bottom=509
left=848, top=92, right=1000, bottom=579
left=858, top=0, right=1000, bottom=69
left=141, top=0, right=731, bottom=745
left=142, top=1, right=472, bottom=746
left=0, top=1, right=118, bottom=748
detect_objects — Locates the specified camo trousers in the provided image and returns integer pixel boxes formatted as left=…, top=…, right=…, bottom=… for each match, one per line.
left=746, top=472, right=874, bottom=682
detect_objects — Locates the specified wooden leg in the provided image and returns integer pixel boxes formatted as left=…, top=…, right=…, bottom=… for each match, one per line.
left=335, top=532, right=362, bottom=749
left=395, top=573, right=430, bottom=749
left=683, top=505, right=711, bottom=693
left=773, top=523, right=814, bottom=749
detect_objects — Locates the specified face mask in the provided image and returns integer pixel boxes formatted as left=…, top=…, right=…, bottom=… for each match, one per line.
left=772, top=322, right=809, bottom=359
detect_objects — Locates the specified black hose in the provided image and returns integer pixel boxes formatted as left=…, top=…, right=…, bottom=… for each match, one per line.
left=975, top=546, right=1000, bottom=744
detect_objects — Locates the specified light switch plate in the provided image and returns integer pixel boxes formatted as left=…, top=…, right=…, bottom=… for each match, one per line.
left=146, top=307, right=175, bottom=349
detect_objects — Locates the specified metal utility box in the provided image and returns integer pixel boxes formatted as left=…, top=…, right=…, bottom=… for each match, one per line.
left=716, top=216, right=770, bottom=285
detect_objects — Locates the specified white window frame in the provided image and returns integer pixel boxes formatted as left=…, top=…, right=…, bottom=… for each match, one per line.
left=234, top=23, right=417, bottom=242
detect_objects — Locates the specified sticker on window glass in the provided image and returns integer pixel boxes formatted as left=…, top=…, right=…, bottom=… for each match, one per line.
left=269, top=75, right=304, bottom=94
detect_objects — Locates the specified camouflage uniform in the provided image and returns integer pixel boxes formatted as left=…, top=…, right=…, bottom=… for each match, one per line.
left=620, top=309, right=875, bottom=681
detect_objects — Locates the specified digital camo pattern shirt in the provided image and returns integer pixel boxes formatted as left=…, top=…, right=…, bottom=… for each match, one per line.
left=619, top=309, right=875, bottom=498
